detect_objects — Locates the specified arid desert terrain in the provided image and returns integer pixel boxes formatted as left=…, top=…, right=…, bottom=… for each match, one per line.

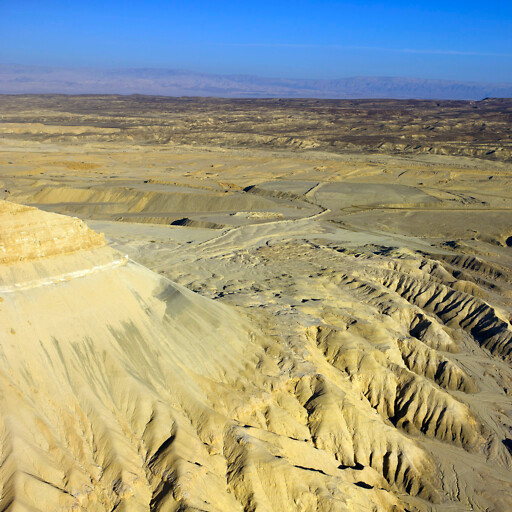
left=1, top=95, right=512, bottom=511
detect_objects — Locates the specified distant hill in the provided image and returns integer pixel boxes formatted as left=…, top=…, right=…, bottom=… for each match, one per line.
left=1, top=64, right=512, bottom=100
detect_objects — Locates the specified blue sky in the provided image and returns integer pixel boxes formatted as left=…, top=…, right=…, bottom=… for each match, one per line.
left=2, top=0, right=512, bottom=82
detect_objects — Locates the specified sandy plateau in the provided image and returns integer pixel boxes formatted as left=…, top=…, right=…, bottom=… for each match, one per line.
left=1, top=96, right=512, bottom=511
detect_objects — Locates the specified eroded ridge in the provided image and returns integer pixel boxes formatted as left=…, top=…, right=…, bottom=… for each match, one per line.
left=176, top=237, right=512, bottom=511
left=1, top=201, right=512, bottom=511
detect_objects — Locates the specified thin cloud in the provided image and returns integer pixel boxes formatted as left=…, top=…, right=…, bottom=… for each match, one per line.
left=224, top=42, right=512, bottom=58
left=400, top=48, right=512, bottom=57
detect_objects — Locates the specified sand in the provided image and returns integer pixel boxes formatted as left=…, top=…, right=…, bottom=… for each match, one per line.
left=0, top=96, right=512, bottom=511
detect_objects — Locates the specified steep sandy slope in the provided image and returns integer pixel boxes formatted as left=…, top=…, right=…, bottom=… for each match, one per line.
left=1, top=201, right=423, bottom=511
left=2, top=201, right=512, bottom=511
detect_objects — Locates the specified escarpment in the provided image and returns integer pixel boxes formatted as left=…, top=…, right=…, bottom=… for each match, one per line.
left=0, top=201, right=106, bottom=264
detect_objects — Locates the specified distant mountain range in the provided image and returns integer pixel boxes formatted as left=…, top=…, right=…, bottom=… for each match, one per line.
left=1, top=64, right=512, bottom=100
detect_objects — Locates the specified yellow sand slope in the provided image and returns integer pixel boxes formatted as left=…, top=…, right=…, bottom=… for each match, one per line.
left=0, top=202, right=416, bottom=511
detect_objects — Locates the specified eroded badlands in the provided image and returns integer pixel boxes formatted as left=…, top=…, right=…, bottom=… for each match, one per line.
left=0, top=96, right=512, bottom=511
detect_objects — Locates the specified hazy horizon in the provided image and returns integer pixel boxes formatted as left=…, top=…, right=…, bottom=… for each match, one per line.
left=2, top=63, right=512, bottom=100
left=3, top=62, right=512, bottom=85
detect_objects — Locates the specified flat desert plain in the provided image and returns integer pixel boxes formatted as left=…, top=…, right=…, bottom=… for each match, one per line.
left=1, top=95, right=512, bottom=511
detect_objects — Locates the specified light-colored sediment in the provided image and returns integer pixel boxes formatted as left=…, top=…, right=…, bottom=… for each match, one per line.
left=1, top=97, right=512, bottom=511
